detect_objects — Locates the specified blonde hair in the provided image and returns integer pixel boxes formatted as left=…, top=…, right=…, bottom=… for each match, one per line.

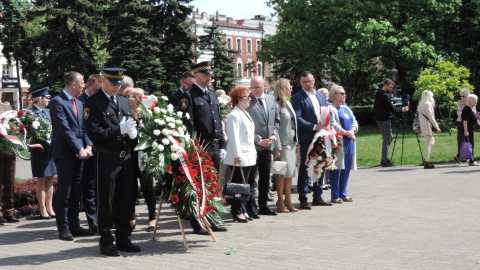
left=274, top=78, right=290, bottom=111
left=418, top=90, right=435, bottom=112
left=467, top=94, right=478, bottom=107
left=27, top=97, right=41, bottom=109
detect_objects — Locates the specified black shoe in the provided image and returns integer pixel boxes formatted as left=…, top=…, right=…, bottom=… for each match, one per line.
left=210, top=222, right=228, bottom=231
left=4, top=216, right=19, bottom=223
left=71, top=226, right=95, bottom=236
left=40, top=215, right=51, bottom=220
left=247, top=212, right=260, bottom=219
left=89, top=224, right=98, bottom=233
left=423, top=161, right=435, bottom=169
left=232, top=214, right=248, bottom=223
left=146, top=226, right=155, bottom=232
left=0, top=217, right=5, bottom=224
left=191, top=219, right=210, bottom=235
left=258, top=207, right=278, bottom=216
left=381, top=160, right=395, bottom=167
left=100, top=243, right=121, bottom=257
left=59, top=230, right=74, bottom=241
left=117, top=241, right=141, bottom=252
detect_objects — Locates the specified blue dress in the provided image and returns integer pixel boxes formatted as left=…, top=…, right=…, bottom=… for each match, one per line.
left=30, top=106, right=57, bottom=177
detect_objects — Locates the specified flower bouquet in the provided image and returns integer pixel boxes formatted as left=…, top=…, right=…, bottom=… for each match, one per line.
left=306, top=106, right=342, bottom=183
left=0, top=110, right=28, bottom=150
left=16, top=110, right=52, bottom=144
left=217, top=95, right=231, bottom=120
left=135, top=95, right=227, bottom=229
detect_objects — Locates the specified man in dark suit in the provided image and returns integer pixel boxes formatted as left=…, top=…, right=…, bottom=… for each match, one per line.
left=291, top=71, right=333, bottom=209
left=169, top=71, right=195, bottom=111
left=50, top=71, right=94, bottom=241
left=77, top=74, right=103, bottom=233
left=246, top=76, right=280, bottom=217
left=181, top=61, right=228, bottom=235
left=84, top=68, right=140, bottom=256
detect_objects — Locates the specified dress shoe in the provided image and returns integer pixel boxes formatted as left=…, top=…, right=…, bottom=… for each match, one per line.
left=312, top=200, right=333, bottom=206
left=59, top=230, right=74, bottom=241
left=341, top=197, right=353, bottom=202
left=210, top=222, right=228, bottom=232
left=381, top=160, right=395, bottom=167
left=454, top=155, right=461, bottom=164
left=71, top=226, right=95, bottom=236
left=0, top=217, right=5, bottom=224
left=100, top=243, right=121, bottom=257
left=331, top=198, right=343, bottom=204
left=232, top=214, right=248, bottom=223
left=258, top=207, right=278, bottom=216
left=89, top=224, right=98, bottom=233
left=247, top=212, right=260, bottom=219
left=4, top=216, right=19, bottom=223
left=299, top=202, right=312, bottom=210
left=117, top=241, right=141, bottom=252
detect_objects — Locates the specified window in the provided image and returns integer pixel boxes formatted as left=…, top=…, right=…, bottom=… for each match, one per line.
left=257, top=63, right=262, bottom=77
left=236, top=38, right=242, bottom=53
left=2, top=65, right=10, bottom=78
left=227, top=37, right=232, bottom=50
left=237, top=62, right=243, bottom=77
left=247, top=39, right=252, bottom=54
left=256, top=40, right=261, bottom=51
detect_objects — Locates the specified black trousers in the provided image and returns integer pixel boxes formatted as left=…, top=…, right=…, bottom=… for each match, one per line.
left=95, top=152, right=134, bottom=245
left=81, top=156, right=97, bottom=226
left=249, top=149, right=272, bottom=208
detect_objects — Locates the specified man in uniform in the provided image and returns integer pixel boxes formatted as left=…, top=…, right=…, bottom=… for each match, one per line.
left=181, top=61, right=228, bottom=234
left=84, top=68, right=140, bottom=256
left=169, top=71, right=195, bottom=111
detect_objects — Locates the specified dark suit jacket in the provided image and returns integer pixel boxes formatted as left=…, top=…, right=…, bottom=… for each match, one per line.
left=246, top=94, right=280, bottom=151
left=83, top=90, right=135, bottom=151
left=76, top=91, right=90, bottom=104
left=181, top=83, right=226, bottom=149
left=290, top=90, right=327, bottom=145
left=50, top=91, right=92, bottom=159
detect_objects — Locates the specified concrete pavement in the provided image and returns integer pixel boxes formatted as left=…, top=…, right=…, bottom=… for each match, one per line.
left=2, top=161, right=480, bottom=269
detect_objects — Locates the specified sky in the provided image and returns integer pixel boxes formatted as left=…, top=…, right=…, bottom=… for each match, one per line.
left=190, top=0, right=276, bottom=20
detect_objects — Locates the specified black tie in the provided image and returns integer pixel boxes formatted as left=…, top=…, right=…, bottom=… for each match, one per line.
left=110, top=96, right=116, bottom=105
left=258, top=98, right=268, bottom=118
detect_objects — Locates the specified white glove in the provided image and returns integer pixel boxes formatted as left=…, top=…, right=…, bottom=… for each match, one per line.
left=120, top=118, right=136, bottom=134
left=219, top=149, right=226, bottom=160
left=127, top=125, right=138, bottom=139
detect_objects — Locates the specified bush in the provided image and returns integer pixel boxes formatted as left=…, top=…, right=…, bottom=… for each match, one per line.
left=14, top=178, right=57, bottom=217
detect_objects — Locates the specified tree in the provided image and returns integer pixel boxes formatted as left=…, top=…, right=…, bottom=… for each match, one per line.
left=106, top=0, right=165, bottom=93
left=153, top=0, right=197, bottom=96
left=197, top=22, right=237, bottom=92
left=261, top=0, right=463, bottom=96
left=0, top=0, right=111, bottom=93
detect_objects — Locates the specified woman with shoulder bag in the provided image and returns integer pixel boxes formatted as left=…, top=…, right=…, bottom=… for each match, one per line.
left=418, top=90, right=441, bottom=169
left=461, top=94, right=479, bottom=166
left=223, top=86, right=256, bottom=223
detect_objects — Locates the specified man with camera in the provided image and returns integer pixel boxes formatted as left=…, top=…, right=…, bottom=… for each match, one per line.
left=374, top=79, right=409, bottom=167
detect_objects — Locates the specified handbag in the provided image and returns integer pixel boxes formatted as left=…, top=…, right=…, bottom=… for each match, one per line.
left=271, top=160, right=287, bottom=176
left=412, top=113, right=421, bottom=133
left=460, top=138, right=473, bottom=159
left=224, top=164, right=250, bottom=201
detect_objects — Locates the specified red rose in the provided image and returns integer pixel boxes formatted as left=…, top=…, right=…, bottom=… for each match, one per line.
left=20, top=124, right=26, bottom=131
left=175, top=176, right=183, bottom=184
left=333, top=145, right=340, bottom=151
left=194, top=140, right=200, bottom=145
left=208, top=185, right=215, bottom=192
left=171, top=194, right=179, bottom=203
left=10, top=125, right=15, bottom=130
left=17, top=110, right=24, bottom=116
left=166, top=165, right=172, bottom=173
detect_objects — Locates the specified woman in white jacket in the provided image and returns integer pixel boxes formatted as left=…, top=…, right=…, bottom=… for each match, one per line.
left=418, top=90, right=441, bottom=169
left=224, top=86, right=257, bottom=223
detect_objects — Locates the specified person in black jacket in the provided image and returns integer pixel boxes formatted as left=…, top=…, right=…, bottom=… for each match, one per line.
left=373, top=79, right=408, bottom=167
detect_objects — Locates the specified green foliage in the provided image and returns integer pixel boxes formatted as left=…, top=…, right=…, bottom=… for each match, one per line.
left=197, top=23, right=238, bottom=91
left=413, top=61, right=474, bottom=101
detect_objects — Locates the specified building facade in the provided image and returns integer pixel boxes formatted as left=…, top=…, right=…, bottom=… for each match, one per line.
left=0, top=43, right=30, bottom=110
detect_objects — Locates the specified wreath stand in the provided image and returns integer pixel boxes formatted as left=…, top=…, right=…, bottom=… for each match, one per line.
left=151, top=191, right=217, bottom=250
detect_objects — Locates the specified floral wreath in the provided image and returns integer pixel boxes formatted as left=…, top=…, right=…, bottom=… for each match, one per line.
left=0, top=109, right=50, bottom=151
left=306, top=106, right=342, bottom=182
left=135, top=96, right=227, bottom=230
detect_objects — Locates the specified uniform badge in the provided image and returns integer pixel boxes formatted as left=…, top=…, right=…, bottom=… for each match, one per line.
left=83, top=108, right=90, bottom=120
left=181, top=98, right=189, bottom=110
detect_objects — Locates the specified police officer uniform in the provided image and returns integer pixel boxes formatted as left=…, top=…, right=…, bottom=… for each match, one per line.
left=181, top=62, right=226, bottom=170
left=83, top=68, right=139, bottom=256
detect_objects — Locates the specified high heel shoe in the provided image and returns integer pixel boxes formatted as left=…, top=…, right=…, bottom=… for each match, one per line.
left=47, top=212, right=56, bottom=218
left=276, top=201, right=290, bottom=213
left=243, top=213, right=254, bottom=221
left=284, top=202, right=299, bottom=212
left=232, top=214, right=248, bottom=223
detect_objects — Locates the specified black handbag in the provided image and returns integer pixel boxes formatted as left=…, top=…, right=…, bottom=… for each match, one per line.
left=224, top=164, right=250, bottom=201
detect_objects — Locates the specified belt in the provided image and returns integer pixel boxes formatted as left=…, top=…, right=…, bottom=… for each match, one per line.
left=94, top=147, right=130, bottom=158
left=211, top=139, right=219, bottom=146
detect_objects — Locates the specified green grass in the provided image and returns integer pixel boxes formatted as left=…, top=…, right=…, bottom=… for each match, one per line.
left=357, top=124, right=459, bottom=167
